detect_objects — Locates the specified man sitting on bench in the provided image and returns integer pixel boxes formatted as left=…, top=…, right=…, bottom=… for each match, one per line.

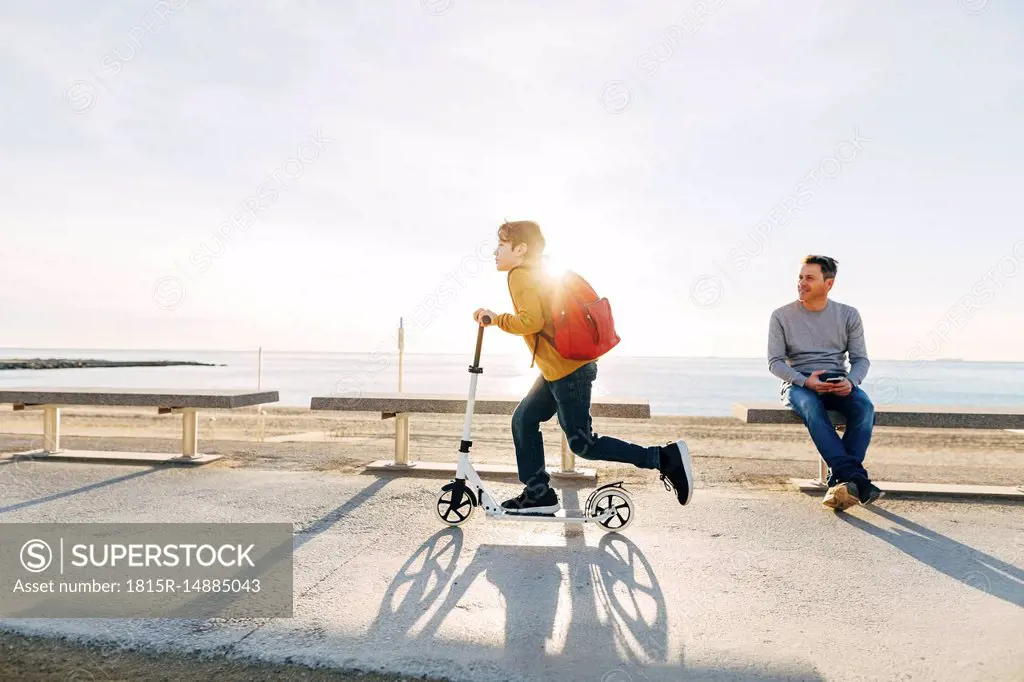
left=767, top=254, right=883, bottom=510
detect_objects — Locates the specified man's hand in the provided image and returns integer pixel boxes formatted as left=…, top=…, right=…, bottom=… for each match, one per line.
left=473, top=308, right=497, bottom=326
left=830, top=378, right=853, bottom=396
left=805, top=370, right=852, bottom=396
left=805, top=370, right=835, bottom=394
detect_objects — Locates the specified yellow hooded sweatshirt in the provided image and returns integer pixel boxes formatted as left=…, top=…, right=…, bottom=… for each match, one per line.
left=493, top=265, right=590, bottom=382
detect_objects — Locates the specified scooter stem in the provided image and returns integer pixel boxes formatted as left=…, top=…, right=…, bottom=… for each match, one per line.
left=460, top=317, right=490, bottom=452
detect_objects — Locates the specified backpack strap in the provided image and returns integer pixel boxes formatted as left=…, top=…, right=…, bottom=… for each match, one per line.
left=532, top=291, right=560, bottom=368
left=509, top=265, right=556, bottom=368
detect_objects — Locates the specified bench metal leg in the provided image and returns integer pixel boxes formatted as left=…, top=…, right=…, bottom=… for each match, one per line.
left=560, top=433, right=575, bottom=474
left=817, top=457, right=829, bottom=486
left=551, top=427, right=595, bottom=480
left=815, top=423, right=844, bottom=487
left=182, top=408, right=199, bottom=457
left=394, top=413, right=411, bottom=466
left=43, top=406, right=61, bottom=454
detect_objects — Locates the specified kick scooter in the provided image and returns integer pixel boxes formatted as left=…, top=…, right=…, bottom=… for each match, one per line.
left=434, top=316, right=636, bottom=533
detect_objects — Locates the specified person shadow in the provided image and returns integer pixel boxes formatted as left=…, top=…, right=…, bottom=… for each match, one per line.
left=369, top=487, right=823, bottom=681
left=369, top=526, right=673, bottom=679
left=838, top=505, right=1023, bottom=608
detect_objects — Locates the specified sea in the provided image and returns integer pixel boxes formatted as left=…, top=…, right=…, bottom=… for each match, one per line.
left=0, top=349, right=1022, bottom=417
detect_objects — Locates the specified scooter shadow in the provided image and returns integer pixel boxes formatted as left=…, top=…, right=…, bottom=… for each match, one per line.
left=369, top=525, right=673, bottom=679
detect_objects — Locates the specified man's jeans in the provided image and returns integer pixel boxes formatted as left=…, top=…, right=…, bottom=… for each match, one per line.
left=782, top=383, right=875, bottom=486
left=511, top=361, right=660, bottom=492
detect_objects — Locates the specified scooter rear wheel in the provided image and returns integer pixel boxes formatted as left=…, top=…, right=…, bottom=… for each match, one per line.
left=436, top=484, right=476, bottom=527
left=588, top=488, right=635, bottom=533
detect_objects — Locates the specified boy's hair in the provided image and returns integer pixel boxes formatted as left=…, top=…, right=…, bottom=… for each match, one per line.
left=498, top=220, right=545, bottom=262
left=803, top=254, right=838, bottom=280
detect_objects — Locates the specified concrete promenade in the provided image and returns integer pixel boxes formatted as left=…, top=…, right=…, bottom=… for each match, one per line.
left=1, top=461, right=1021, bottom=681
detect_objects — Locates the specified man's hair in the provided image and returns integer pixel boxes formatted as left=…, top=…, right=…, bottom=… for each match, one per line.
left=803, top=254, right=838, bottom=280
left=498, top=220, right=545, bottom=261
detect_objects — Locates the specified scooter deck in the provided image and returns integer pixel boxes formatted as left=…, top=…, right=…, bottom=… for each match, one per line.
left=486, top=508, right=596, bottom=523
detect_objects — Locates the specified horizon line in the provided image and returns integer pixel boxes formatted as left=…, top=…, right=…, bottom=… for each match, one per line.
left=1, top=347, right=1022, bottom=364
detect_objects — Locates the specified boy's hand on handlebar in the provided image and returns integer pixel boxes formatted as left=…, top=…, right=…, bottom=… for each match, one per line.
left=473, top=308, right=496, bottom=326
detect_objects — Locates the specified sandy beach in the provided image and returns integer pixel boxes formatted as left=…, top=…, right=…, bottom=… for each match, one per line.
left=1, top=405, right=1021, bottom=488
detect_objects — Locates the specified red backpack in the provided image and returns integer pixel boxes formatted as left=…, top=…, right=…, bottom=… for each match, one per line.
left=531, top=270, right=621, bottom=365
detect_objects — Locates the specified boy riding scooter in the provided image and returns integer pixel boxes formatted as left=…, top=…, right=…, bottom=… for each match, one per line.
left=473, top=220, right=693, bottom=514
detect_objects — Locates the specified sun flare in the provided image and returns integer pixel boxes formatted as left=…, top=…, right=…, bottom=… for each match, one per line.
left=542, top=254, right=570, bottom=279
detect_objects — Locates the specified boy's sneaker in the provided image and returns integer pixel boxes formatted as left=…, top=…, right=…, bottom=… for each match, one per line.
left=501, top=486, right=560, bottom=515
left=658, top=439, right=693, bottom=505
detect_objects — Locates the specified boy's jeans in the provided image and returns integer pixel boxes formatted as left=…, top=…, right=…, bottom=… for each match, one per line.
left=782, top=383, right=875, bottom=486
left=511, top=361, right=660, bottom=492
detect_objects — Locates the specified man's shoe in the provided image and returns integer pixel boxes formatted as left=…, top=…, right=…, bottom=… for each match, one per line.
left=658, top=439, right=693, bottom=506
left=822, top=484, right=842, bottom=509
left=822, top=482, right=860, bottom=511
left=501, top=486, right=560, bottom=515
left=857, top=480, right=885, bottom=505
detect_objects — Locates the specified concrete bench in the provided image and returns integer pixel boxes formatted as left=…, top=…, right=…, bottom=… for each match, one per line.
left=732, top=402, right=1024, bottom=499
left=0, top=388, right=279, bottom=464
left=310, top=392, right=651, bottom=480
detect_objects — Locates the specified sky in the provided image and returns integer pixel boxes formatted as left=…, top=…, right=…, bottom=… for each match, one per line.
left=1, top=0, right=1022, bottom=362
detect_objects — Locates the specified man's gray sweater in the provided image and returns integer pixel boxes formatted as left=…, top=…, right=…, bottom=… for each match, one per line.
left=767, top=299, right=870, bottom=388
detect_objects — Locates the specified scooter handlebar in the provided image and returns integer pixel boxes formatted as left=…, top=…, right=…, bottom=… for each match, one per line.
left=480, top=314, right=492, bottom=325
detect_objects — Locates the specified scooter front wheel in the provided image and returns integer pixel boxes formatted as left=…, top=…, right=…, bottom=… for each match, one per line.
left=588, top=488, right=635, bottom=533
left=436, top=482, right=476, bottom=527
